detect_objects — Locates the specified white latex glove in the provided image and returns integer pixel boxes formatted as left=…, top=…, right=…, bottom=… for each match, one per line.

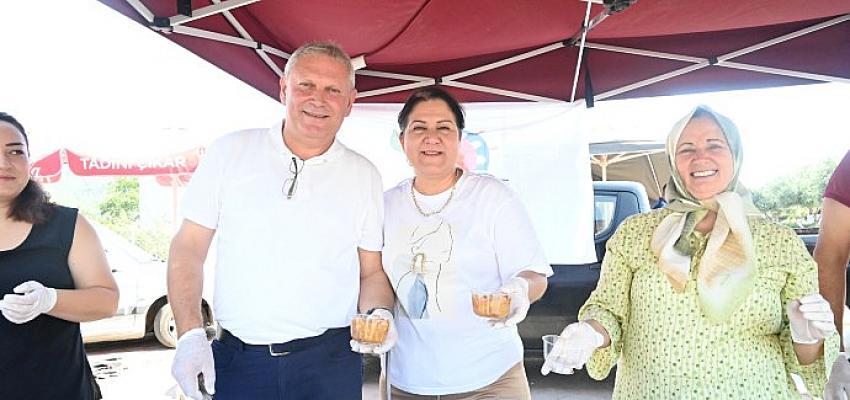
left=490, top=277, right=531, bottom=329
left=171, top=328, right=215, bottom=400
left=787, top=293, right=836, bottom=344
left=0, top=280, right=58, bottom=324
left=790, top=372, right=817, bottom=400
left=824, top=352, right=850, bottom=400
left=350, top=308, right=398, bottom=355
left=541, top=321, right=605, bottom=376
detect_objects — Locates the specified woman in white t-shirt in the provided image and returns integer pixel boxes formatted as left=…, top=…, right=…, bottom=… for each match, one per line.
left=381, top=86, right=553, bottom=399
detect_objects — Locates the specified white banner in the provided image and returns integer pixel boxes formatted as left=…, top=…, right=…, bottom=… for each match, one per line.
left=341, top=102, right=596, bottom=265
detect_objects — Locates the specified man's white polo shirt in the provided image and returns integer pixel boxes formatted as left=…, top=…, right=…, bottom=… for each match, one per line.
left=180, top=121, right=383, bottom=344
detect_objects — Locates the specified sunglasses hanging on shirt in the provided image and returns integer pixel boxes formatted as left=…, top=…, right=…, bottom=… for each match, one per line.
left=283, top=156, right=304, bottom=200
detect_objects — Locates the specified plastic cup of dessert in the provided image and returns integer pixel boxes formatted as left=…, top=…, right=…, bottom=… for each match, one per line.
left=471, top=290, right=511, bottom=319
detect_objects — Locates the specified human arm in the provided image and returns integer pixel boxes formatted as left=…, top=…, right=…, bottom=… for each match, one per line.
left=816, top=196, right=850, bottom=399
left=777, top=226, right=839, bottom=395
left=50, top=214, right=120, bottom=322
left=1, top=214, right=119, bottom=324
left=518, top=270, right=548, bottom=303
left=542, top=220, right=634, bottom=378
left=167, top=219, right=215, bottom=337
left=352, top=248, right=396, bottom=354
left=489, top=191, right=552, bottom=328
left=816, top=198, right=850, bottom=346
left=490, top=271, right=548, bottom=328
left=787, top=293, right=835, bottom=364
left=167, top=219, right=216, bottom=399
left=357, top=248, right=395, bottom=313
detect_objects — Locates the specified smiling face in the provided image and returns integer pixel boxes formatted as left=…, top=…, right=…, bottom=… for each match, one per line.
left=279, top=53, right=356, bottom=147
left=0, top=123, right=31, bottom=207
left=674, top=115, right=735, bottom=200
left=400, top=99, right=461, bottom=181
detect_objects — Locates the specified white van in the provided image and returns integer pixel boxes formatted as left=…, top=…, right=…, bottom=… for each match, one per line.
left=81, top=223, right=214, bottom=347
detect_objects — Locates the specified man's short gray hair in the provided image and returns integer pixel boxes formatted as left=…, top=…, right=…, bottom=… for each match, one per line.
left=284, top=41, right=356, bottom=88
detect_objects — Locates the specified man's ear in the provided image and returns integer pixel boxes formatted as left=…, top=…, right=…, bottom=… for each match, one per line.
left=279, top=76, right=287, bottom=105
left=344, top=88, right=357, bottom=116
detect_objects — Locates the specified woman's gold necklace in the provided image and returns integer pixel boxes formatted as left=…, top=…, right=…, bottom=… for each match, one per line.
left=410, top=169, right=461, bottom=217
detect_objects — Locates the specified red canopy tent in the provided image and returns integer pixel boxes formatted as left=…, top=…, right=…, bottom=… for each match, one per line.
left=97, top=1, right=850, bottom=104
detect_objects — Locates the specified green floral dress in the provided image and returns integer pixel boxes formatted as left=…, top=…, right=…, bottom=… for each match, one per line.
left=579, top=209, right=839, bottom=399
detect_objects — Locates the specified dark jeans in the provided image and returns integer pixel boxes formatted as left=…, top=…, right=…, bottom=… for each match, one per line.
left=212, top=328, right=362, bottom=400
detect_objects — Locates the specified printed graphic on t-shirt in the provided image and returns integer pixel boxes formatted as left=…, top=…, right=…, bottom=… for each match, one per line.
left=389, top=219, right=460, bottom=319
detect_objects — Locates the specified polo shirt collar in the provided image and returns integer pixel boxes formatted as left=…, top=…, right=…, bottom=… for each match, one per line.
left=268, top=119, right=345, bottom=165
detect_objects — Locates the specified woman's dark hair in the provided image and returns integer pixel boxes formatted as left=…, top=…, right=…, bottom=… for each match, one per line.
left=397, top=86, right=465, bottom=136
left=0, top=112, right=53, bottom=224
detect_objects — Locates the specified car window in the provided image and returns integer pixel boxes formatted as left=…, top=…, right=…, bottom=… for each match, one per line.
left=594, top=194, right=617, bottom=235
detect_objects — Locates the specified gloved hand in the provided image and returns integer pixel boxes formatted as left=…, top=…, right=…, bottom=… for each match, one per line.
left=350, top=308, right=398, bottom=355
left=824, top=352, right=850, bottom=400
left=541, top=321, right=605, bottom=376
left=0, top=280, right=58, bottom=324
left=490, top=277, right=531, bottom=329
left=787, top=293, right=836, bottom=344
left=171, top=328, right=215, bottom=400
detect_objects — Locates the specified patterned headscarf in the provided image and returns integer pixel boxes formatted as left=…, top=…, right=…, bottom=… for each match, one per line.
left=650, top=105, right=762, bottom=323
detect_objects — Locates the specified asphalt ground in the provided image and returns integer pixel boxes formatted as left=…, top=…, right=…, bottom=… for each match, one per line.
left=86, top=338, right=615, bottom=400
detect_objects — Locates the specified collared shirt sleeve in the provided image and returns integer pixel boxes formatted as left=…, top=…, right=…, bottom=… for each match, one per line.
left=180, top=135, right=229, bottom=229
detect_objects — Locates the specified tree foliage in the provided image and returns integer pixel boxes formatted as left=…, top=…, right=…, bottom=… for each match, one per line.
left=93, top=177, right=169, bottom=259
left=98, top=177, right=140, bottom=221
left=752, top=158, right=838, bottom=228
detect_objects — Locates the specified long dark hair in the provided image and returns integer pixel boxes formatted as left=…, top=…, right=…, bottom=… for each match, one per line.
left=1, top=112, right=53, bottom=224
left=397, top=86, right=466, bottom=136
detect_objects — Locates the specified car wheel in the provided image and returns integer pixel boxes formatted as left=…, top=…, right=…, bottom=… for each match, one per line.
left=154, top=304, right=178, bottom=348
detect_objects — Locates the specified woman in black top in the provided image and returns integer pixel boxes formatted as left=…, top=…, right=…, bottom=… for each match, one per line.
left=0, top=112, right=119, bottom=400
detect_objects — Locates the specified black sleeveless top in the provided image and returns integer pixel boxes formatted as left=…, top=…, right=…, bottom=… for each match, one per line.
left=0, top=206, right=95, bottom=400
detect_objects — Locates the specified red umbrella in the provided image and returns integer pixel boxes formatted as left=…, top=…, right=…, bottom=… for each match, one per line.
left=65, top=148, right=202, bottom=177
left=96, top=1, right=850, bottom=103
left=30, top=150, right=63, bottom=184
left=31, top=147, right=204, bottom=186
left=32, top=147, right=205, bottom=223
left=155, top=173, right=193, bottom=188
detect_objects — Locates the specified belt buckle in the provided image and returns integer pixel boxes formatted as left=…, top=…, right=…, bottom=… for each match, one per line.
left=268, top=344, right=290, bottom=357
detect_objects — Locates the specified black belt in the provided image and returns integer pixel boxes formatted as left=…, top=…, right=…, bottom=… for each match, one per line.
left=217, top=327, right=349, bottom=357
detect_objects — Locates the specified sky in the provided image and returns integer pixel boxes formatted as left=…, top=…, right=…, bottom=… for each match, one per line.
left=0, top=1, right=282, bottom=158
left=1, top=1, right=849, bottom=190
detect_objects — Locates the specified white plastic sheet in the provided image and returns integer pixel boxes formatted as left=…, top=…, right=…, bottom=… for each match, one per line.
left=341, top=102, right=596, bottom=265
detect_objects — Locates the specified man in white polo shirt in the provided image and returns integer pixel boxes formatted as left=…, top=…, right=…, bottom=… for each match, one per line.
left=167, top=42, right=396, bottom=400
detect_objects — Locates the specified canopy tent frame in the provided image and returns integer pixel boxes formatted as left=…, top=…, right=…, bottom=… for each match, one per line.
left=589, top=140, right=666, bottom=199
left=590, top=153, right=664, bottom=196
left=115, top=0, right=850, bottom=104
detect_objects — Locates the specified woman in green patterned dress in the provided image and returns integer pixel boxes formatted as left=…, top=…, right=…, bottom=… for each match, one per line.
left=541, top=105, right=839, bottom=399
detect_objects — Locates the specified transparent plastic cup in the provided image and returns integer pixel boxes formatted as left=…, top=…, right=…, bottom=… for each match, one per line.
left=542, top=334, right=561, bottom=360
left=350, top=313, right=390, bottom=344
left=471, top=290, right=511, bottom=319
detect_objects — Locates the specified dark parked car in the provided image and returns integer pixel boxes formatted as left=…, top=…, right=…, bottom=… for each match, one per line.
left=519, top=181, right=650, bottom=354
